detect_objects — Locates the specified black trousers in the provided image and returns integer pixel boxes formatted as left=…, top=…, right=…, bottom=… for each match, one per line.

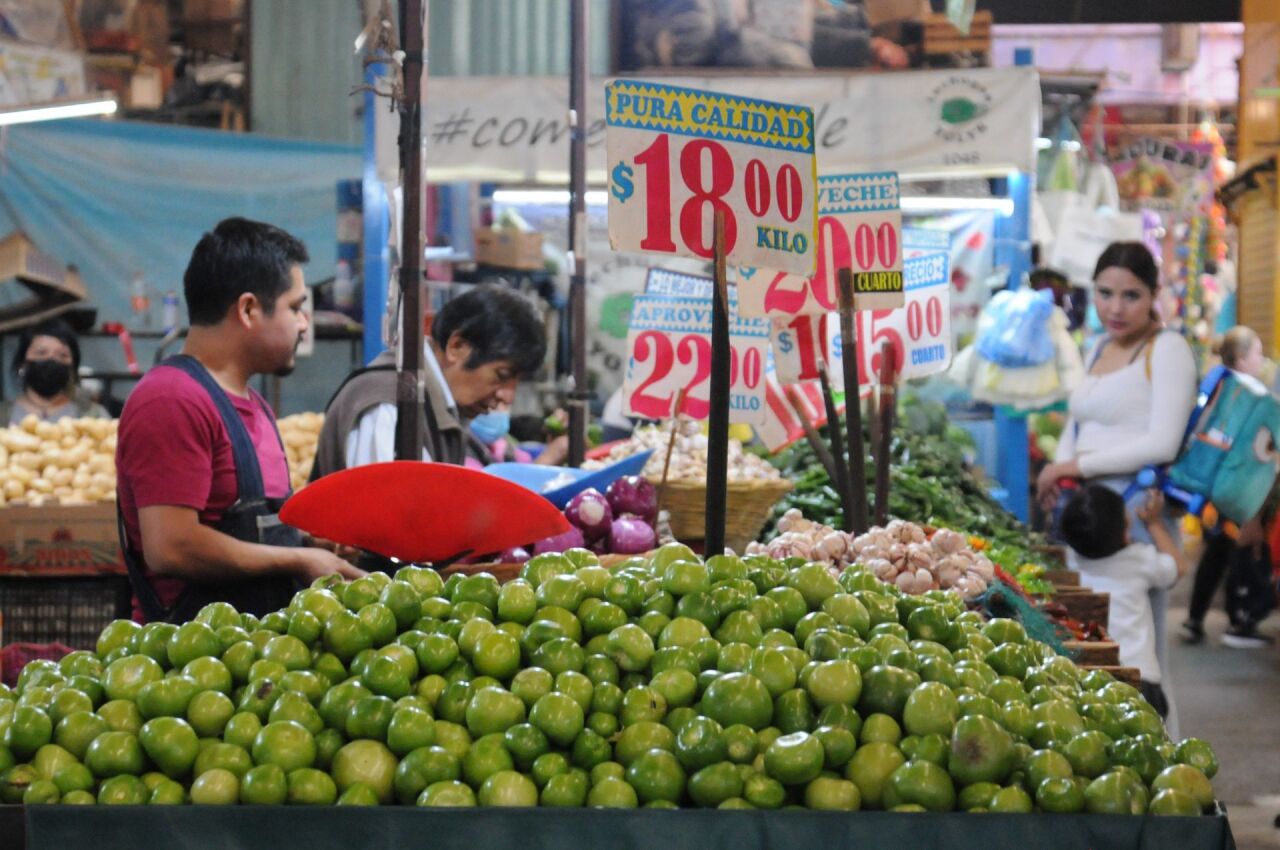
left=1187, top=532, right=1238, bottom=626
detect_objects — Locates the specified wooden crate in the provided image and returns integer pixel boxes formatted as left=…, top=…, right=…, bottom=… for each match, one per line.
left=1063, top=640, right=1120, bottom=666
left=1043, top=569, right=1080, bottom=588
left=923, top=10, right=992, bottom=57
left=1050, top=590, right=1110, bottom=626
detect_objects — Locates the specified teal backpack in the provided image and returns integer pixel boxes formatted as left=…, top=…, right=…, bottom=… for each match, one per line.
left=1163, top=366, right=1280, bottom=524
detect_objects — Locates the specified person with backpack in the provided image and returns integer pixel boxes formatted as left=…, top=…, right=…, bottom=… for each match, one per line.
left=1181, top=325, right=1277, bottom=648
left=1035, top=241, right=1199, bottom=735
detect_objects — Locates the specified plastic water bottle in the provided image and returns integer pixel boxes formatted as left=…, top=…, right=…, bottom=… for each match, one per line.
left=333, top=260, right=355, bottom=312
left=161, top=290, right=180, bottom=333
left=130, top=272, right=152, bottom=328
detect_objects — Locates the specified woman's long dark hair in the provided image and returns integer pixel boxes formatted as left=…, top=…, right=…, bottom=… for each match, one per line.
left=1093, top=241, right=1158, bottom=292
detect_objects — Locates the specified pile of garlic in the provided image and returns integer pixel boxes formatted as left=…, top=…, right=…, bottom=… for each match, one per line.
left=851, top=521, right=994, bottom=599
left=585, top=422, right=782, bottom=483
left=278, top=412, right=324, bottom=492
left=748, top=510, right=995, bottom=600
left=0, top=416, right=117, bottom=506
left=746, top=509, right=856, bottom=565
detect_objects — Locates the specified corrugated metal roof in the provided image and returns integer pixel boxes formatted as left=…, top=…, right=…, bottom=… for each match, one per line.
left=251, top=0, right=610, bottom=143
left=250, top=0, right=366, bottom=143
left=428, top=0, right=610, bottom=76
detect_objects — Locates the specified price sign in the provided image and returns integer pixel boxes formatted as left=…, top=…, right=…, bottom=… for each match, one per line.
left=903, top=226, right=950, bottom=259
left=623, top=271, right=770, bottom=424
left=771, top=252, right=951, bottom=388
left=737, top=171, right=904, bottom=318
left=606, top=80, right=817, bottom=276
left=756, top=349, right=844, bottom=453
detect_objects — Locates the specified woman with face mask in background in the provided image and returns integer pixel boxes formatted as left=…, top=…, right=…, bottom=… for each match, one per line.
left=2, top=318, right=109, bottom=425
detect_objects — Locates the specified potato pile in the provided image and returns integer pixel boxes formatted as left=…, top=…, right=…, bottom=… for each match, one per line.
left=278, top=412, right=324, bottom=492
left=0, top=416, right=117, bottom=506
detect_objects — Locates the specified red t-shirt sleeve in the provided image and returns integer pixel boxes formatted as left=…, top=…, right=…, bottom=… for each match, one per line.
left=119, top=390, right=220, bottom=511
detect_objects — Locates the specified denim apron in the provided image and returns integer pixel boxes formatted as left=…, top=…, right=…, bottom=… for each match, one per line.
left=120, top=355, right=301, bottom=623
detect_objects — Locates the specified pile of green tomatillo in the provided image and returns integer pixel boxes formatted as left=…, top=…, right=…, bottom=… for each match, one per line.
left=0, top=543, right=1218, bottom=814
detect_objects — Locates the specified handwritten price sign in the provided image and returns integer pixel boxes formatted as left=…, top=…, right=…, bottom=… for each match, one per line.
left=772, top=252, right=951, bottom=387
left=606, top=80, right=817, bottom=275
left=623, top=270, right=771, bottom=424
left=738, top=171, right=904, bottom=318
left=755, top=349, right=844, bottom=453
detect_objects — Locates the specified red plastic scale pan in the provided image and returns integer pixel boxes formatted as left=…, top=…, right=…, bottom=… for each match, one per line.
left=280, top=461, right=570, bottom=564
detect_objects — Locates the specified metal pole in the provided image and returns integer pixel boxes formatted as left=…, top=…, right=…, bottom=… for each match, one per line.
left=567, top=0, right=589, bottom=467
left=704, top=210, right=730, bottom=556
left=394, top=0, right=426, bottom=462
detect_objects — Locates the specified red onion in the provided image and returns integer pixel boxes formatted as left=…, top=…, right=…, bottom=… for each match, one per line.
left=606, top=476, right=658, bottom=526
left=532, top=526, right=585, bottom=555
left=609, top=515, right=656, bottom=554
left=499, top=546, right=531, bottom=564
left=565, top=488, right=613, bottom=541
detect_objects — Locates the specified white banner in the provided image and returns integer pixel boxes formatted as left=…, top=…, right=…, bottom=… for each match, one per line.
left=0, top=43, right=84, bottom=107
left=410, top=68, right=1040, bottom=184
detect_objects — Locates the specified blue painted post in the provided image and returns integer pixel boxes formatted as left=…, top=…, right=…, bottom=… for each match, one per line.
left=986, top=47, right=1038, bottom=523
left=362, top=63, right=391, bottom=363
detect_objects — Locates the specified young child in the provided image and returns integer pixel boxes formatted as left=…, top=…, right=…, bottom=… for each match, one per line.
left=1059, top=485, right=1189, bottom=718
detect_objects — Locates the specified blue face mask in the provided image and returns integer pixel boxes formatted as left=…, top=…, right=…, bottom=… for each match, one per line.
left=471, top=410, right=510, bottom=444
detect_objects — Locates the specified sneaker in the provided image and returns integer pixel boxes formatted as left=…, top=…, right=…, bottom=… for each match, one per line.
left=1179, top=620, right=1205, bottom=644
left=1222, top=623, right=1275, bottom=649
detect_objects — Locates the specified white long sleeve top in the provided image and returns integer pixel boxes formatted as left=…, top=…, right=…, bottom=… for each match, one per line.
left=1055, top=331, right=1198, bottom=479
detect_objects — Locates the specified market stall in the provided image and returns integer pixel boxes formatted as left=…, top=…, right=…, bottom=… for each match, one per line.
left=0, top=8, right=1243, bottom=848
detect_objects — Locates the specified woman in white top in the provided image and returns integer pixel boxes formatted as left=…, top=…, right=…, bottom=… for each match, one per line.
left=1035, top=240, right=1198, bottom=737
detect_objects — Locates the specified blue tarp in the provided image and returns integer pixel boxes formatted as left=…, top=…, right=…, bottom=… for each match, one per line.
left=0, top=118, right=360, bottom=322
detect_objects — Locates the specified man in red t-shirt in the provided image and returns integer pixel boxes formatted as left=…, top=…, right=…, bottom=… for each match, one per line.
left=117, top=217, right=362, bottom=621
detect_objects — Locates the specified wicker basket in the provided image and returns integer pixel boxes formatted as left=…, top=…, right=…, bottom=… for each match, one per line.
left=649, top=477, right=793, bottom=553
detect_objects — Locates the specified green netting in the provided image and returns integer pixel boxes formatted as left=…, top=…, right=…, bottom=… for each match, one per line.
left=979, top=579, right=1074, bottom=657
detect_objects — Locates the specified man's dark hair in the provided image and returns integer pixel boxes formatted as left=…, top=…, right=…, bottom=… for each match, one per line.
left=431, top=285, right=546, bottom=378
left=11, top=317, right=81, bottom=375
left=1059, top=484, right=1128, bottom=560
left=183, top=217, right=309, bottom=326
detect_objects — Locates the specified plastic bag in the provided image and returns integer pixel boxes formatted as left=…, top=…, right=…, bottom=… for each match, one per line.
left=975, top=288, right=1055, bottom=368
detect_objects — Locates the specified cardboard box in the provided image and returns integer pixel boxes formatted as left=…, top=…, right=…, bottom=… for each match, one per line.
left=475, top=230, right=545, bottom=271
left=863, top=0, right=929, bottom=27
left=183, top=0, right=244, bottom=20
left=0, top=232, right=89, bottom=333
left=0, top=503, right=124, bottom=576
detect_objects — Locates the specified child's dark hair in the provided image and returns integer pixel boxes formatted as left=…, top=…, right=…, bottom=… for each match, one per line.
left=1058, top=485, right=1129, bottom=560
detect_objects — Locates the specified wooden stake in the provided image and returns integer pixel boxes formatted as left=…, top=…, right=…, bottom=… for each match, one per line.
left=566, top=0, right=590, bottom=467
left=393, top=0, right=426, bottom=462
left=874, top=342, right=897, bottom=527
left=837, top=268, right=869, bottom=534
left=816, top=360, right=852, bottom=533
left=704, top=210, right=731, bottom=555
left=655, top=388, right=688, bottom=522
left=784, top=384, right=839, bottom=484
